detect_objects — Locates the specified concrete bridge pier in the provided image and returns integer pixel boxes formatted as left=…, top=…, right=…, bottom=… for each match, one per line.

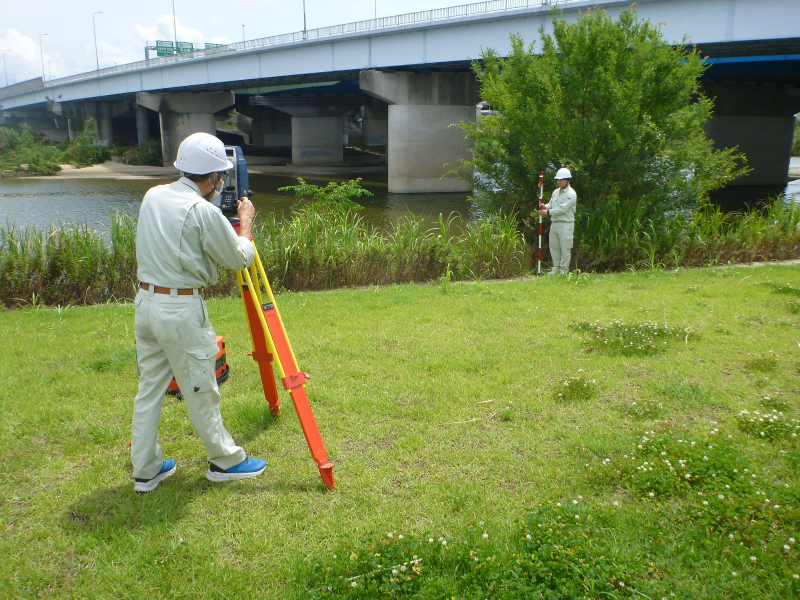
left=136, top=91, right=235, bottom=167
left=360, top=70, right=479, bottom=193
left=291, top=116, right=346, bottom=166
left=362, top=98, right=388, bottom=148
left=236, top=105, right=292, bottom=150
left=247, top=96, right=363, bottom=166
left=703, top=82, right=800, bottom=186
left=135, top=104, right=152, bottom=146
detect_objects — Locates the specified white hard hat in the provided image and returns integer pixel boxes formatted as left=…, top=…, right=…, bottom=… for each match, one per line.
left=174, top=132, right=233, bottom=174
left=555, top=168, right=572, bottom=180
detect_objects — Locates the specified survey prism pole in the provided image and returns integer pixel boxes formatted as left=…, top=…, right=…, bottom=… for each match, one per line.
left=233, top=223, right=334, bottom=489
left=538, top=171, right=544, bottom=275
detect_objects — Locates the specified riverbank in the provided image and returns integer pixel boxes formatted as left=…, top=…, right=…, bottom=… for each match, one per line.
left=26, top=154, right=389, bottom=181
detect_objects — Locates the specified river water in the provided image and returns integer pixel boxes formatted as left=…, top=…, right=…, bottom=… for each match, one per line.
left=0, top=171, right=477, bottom=232
left=0, top=163, right=797, bottom=232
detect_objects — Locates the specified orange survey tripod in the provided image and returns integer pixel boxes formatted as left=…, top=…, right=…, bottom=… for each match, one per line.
left=232, top=221, right=335, bottom=489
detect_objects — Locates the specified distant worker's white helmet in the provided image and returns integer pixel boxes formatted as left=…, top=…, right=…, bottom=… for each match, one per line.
left=174, top=132, right=233, bottom=174
left=555, top=168, right=572, bottom=180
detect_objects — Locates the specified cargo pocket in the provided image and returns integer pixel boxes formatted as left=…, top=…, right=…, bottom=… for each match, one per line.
left=186, top=344, right=219, bottom=394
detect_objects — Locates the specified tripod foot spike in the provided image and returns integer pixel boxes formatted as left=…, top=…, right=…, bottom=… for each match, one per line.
left=319, top=462, right=335, bottom=489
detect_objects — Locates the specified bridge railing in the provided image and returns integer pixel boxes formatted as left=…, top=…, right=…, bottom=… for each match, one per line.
left=0, top=77, right=44, bottom=101
left=0, top=0, right=573, bottom=99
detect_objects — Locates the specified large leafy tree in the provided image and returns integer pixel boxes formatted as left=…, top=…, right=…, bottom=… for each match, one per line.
left=462, top=8, right=748, bottom=223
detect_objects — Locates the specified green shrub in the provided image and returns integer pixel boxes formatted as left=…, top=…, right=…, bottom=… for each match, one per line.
left=0, top=126, right=62, bottom=175
left=63, top=118, right=110, bottom=167
left=122, top=140, right=162, bottom=166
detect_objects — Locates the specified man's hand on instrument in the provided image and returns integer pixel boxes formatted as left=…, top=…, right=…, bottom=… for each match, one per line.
left=236, top=197, right=255, bottom=221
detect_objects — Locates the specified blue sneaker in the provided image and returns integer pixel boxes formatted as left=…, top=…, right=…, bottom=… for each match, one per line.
left=206, top=457, right=266, bottom=482
left=134, top=459, right=177, bottom=492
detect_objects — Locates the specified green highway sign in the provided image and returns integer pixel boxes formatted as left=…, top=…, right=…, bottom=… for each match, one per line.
left=176, top=42, right=194, bottom=54
left=155, top=40, right=174, bottom=56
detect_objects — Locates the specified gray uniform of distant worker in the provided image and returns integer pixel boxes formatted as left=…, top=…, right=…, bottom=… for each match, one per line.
left=131, top=132, right=266, bottom=493
left=539, top=168, right=577, bottom=275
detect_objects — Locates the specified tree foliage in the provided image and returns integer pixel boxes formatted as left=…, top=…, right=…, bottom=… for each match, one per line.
left=461, top=8, right=749, bottom=221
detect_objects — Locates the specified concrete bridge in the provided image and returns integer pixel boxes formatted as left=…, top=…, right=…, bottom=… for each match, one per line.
left=1, top=0, right=798, bottom=192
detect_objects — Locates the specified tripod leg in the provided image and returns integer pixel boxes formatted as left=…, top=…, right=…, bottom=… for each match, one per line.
left=237, top=271, right=281, bottom=415
left=260, top=301, right=335, bottom=489
left=239, top=248, right=335, bottom=489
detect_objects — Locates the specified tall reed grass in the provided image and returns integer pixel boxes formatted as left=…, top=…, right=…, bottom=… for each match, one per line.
left=574, top=197, right=800, bottom=272
left=0, top=210, right=525, bottom=307
left=1, top=199, right=797, bottom=307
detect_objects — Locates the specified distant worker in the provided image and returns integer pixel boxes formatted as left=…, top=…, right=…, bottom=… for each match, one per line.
left=131, top=132, right=266, bottom=492
left=539, top=167, right=577, bottom=275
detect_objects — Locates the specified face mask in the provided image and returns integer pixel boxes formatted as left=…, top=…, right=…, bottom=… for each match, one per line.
left=206, top=173, right=224, bottom=202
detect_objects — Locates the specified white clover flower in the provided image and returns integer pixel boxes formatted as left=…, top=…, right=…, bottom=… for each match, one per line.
left=732, top=572, right=738, bottom=577
left=793, top=574, right=799, bottom=580
left=482, top=533, right=489, bottom=539
left=784, top=545, right=791, bottom=551
left=442, top=540, right=447, bottom=546
left=392, top=569, right=399, bottom=576
left=703, top=501, right=708, bottom=506
left=401, top=565, right=407, bottom=571
left=649, top=492, right=655, bottom=498
left=351, top=581, right=358, bottom=588
left=573, top=500, right=578, bottom=505
left=387, top=532, right=394, bottom=538
left=526, top=534, right=532, bottom=540
left=575, top=514, right=580, bottom=519
left=718, top=495, right=724, bottom=500
left=429, top=538, right=434, bottom=543
left=790, top=538, right=796, bottom=544
left=398, top=534, right=404, bottom=539
left=750, top=556, right=757, bottom=562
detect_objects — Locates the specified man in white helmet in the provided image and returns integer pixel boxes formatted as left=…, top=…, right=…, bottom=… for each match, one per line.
left=539, top=167, right=577, bottom=275
left=131, top=131, right=266, bottom=492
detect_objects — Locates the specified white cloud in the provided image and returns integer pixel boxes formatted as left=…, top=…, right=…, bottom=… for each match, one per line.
left=0, top=29, right=44, bottom=84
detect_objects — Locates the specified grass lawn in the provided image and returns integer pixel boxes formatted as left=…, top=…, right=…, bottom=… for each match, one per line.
left=2, top=264, right=799, bottom=598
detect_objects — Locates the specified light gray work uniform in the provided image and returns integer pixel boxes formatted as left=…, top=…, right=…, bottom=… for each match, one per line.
left=132, top=177, right=254, bottom=480
left=544, top=185, right=577, bottom=274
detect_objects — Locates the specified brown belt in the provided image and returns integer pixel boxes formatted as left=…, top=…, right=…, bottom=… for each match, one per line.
left=139, top=282, right=203, bottom=296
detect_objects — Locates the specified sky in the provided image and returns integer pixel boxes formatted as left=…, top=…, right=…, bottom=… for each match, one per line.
left=0, top=0, right=476, bottom=86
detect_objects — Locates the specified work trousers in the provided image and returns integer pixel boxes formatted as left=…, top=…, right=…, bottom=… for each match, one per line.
left=132, top=287, right=245, bottom=479
left=549, top=221, right=574, bottom=274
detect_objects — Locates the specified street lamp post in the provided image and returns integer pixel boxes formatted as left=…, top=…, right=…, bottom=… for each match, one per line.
left=2, top=50, right=9, bottom=88
left=375, top=1, right=377, bottom=19
left=39, top=34, right=48, bottom=82
left=48, top=61, right=52, bottom=80
left=92, top=11, right=102, bottom=71
left=303, top=0, right=307, bottom=39
left=172, top=0, right=178, bottom=54
left=242, top=24, right=245, bottom=42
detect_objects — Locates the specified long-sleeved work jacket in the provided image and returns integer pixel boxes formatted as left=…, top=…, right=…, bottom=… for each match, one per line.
left=544, top=185, right=577, bottom=223
left=136, top=177, right=254, bottom=288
